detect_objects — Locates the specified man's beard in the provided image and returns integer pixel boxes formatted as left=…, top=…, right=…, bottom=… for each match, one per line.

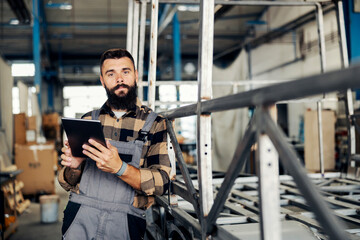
left=105, top=83, right=137, bottom=110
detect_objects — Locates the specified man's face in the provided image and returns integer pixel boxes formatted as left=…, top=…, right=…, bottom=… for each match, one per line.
left=100, top=57, right=138, bottom=97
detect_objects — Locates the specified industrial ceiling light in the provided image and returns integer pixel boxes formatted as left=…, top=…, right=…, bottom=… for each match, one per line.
left=46, top=1, right=72, bottom=10
left=9, top=18, right=20, bottom=25
left=177, top=5, right=199, bottom=12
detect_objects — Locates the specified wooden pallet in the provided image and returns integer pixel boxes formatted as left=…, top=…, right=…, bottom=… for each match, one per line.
left=1, top=180, right=30, bottom=214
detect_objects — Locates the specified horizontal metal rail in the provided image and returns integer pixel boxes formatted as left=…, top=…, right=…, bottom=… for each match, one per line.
left=158, top=0, right=331, bottom=5
left=161, top=65, right=360, bottom=119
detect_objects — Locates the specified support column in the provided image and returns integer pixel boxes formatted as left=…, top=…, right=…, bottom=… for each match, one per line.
left=315, top=3, right=326, bottom=176
left=148, top=0, right=159, bottom=110
left=33, top=0, right=42, bottom=112
left=126, top=0, right=134, bottom=51
left=197, top=0, right=214, bottom=238
left=138, top=0, right=147, bottom=102
left=132, top=1, right=139, bottom=68
left=173, top=12, right=181, bottom=101
left=257, top=106, right=281, bottom=240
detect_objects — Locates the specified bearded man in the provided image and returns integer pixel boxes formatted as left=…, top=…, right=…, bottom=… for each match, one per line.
left=58, top=48, right=171, bottom=240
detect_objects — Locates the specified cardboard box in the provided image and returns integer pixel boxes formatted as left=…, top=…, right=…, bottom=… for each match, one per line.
left=14, top=113, right=26, bottom=145
left=304, top=110, right=336, bottom=172
left=26, top=116, right=37, bottom=130
left=15, top=143, right=56, bottom=195
left=42, top=113, right=59, bottom=127
left=42, top=113, right=60, bottom=141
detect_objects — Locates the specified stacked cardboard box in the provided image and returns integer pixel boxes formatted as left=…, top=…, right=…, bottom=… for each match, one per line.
left=14, top=113, right=38, bottom=145
left=15, top=143, right=56, bottom=195
left=42, top=113, right=60, bottom=141
left=304, top=110, right=336, bottom=172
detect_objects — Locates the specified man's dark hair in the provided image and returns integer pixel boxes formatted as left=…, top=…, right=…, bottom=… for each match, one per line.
left=100, top=48, right=135, bottom=76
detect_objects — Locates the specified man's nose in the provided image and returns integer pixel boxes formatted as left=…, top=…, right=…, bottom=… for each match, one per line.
left=116, top=74, right=124, bottom=83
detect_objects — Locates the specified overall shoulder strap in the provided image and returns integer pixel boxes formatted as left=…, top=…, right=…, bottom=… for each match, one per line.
left=142, top=111, right=158, bottom=133
left=137, top=111, right=158, bottom=142
left=91, top=109, right=101, bottom=120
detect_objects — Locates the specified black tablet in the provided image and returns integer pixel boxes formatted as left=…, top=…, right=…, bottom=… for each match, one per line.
left=61, top=117, right=106, bottom=158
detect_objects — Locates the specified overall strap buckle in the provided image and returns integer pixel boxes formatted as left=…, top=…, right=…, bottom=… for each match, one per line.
left=137, top=130, right=149, bottom=142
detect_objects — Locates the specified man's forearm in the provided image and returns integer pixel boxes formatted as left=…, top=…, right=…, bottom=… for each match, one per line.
left=119, top=164, right=141, bottom=190
left=64, top=167, right=82, bottom=186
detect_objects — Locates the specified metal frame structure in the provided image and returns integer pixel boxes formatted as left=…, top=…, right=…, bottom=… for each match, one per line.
left=125, top=0, right=360, bottom=239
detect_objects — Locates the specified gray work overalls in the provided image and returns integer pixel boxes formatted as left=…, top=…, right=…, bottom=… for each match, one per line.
left=62, top=110, right=158, bottom=240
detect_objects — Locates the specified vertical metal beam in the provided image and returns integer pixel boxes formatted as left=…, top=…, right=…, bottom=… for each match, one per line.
left=148, top=0, right=159, bottom=110
left=317, top=102, right=324, bottom=176
left=246, top=45, right=253, bottom=90
left=336, top=1, right=356, bottom=165
left=257, top=108, right=281, bottom=240
left=173, top=11, right=181, bottom=101
left=138, top=0, right=147, bottom=102
left=316, top=3, right=327, bottom=74
left=166, top=119, right=201, bottom=219
left=33, top=0, right=42, bottom=111
left=132, top=0, right=140, bottom=69
left=315, top=3, right=326, bottom=176
left=197, top=0, right=214, bottom=237
left=126, top=0, right=134, bottom=51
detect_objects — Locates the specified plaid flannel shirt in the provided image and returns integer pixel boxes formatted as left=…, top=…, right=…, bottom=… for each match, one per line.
left=58, top=98, right=171, bottom=209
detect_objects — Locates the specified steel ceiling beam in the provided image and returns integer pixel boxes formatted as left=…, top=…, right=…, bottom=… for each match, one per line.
left=6, top=0, right=31, bottom=24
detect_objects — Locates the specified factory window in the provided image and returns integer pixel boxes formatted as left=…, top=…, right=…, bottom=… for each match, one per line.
left=63, top=86, right=107, bottom=118
left=11, top=63, right=35, bottom=77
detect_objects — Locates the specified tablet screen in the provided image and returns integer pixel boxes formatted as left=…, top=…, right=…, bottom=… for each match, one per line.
left=61, top=117, right=106, bottom=158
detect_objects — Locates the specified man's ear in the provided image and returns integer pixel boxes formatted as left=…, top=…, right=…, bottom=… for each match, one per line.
left=100, top=75, right=105, bottom=88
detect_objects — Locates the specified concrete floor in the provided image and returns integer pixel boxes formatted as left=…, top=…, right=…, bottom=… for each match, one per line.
left=8, top=178, right=69, bottom=240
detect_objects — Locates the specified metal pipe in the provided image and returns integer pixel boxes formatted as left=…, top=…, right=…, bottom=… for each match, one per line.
left=148, top=0, right=159, bottom=110
left=317, top=101, right=324, bottom=176
left=158, top=5, right=178, bottom=36
left=314, top=3, right=327, bottom=177
left=126, top=0, right=134, bottom=51
left=216, top=1, right=324, bottom=6
left=315, top=3, right=327, bottom=73
left=138, top=0, right=147, bottom=102
left=263, top=111, right=349, bottom=240
left=158, top=0, right=331, bottom=4
left=197, top=3, right=214, bottom=237
left=139, top=80, right=293, bottom=86
left=165, top=119, right=201, bottom=219
left=336, top=0, right=349, bottom=69
left=161, top=65, right=360, bottom=119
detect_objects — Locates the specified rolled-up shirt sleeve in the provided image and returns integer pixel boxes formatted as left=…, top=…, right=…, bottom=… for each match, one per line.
left=57, top=166, right=81, bottom=193
left=140, top=117, right=171, bottom=196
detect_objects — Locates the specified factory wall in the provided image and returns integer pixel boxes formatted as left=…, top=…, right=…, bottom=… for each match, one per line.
left=0, top=57, right=14, bottom=150
left=251, top=7, right=342, bottom=141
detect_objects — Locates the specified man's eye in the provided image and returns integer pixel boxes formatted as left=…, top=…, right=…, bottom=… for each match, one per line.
left=108, top=73, right=114, bottom=77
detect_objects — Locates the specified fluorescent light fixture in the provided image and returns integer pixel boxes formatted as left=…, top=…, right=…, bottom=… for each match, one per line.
left=9, top=19, right=20, bottom=25
left=46, top=2, right=72, bottom=10
left=177, top=5, right=199, bottom=12
left=11, top=63, right=35, bottom=77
